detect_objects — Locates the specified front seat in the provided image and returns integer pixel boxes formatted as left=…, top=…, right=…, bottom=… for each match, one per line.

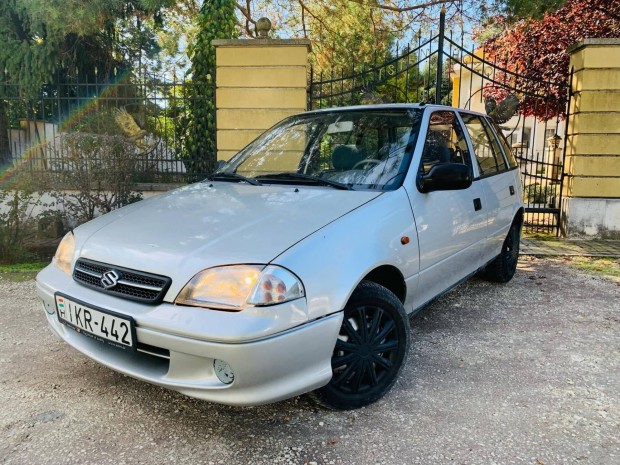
left=331, top=145, right=364, bottom=170
left=422, top=139, right=452, bottom=165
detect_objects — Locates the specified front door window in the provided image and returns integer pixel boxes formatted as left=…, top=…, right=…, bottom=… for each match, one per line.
left=419, top=110, right=472, bottom=175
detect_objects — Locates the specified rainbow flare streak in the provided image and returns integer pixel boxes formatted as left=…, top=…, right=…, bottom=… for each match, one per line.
left=1, top=71, right=136, bottom=189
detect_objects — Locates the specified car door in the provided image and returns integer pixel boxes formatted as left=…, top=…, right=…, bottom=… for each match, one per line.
left=406, top=109, right=488, bottom=309
left=459, top=113, right=519, bottom=262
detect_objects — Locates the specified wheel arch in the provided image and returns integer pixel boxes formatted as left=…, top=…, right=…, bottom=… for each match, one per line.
left=362, top=265, right=407, bottom=303
left=514, top=207, right=524, bottom=228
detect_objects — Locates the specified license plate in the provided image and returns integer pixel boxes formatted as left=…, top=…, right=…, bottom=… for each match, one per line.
left=55, top=294, right=135, bottom=350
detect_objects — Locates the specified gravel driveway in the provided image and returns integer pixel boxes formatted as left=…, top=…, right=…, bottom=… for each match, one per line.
left=1, top=257, right=619, bottom=465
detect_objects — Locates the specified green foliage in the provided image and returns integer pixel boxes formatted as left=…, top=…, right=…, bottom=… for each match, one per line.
left=313, top=47, right=453, bottom=109
left=153, top=1, right=201, bottom=73
left=300, top=0, right=398, bottom=72
left=524, top=183, right=556, bottom=205
left=0, top=261, right=47, bottom=272
left=186, top=0, right=236, bottom=179
left=144, top=82, right=192, bottom=166
left=0, top=0, right=177, bottom=179
left=502, top=0, right=567, bottom=20
left=0, top=0, right=174, bottom=96
left=411, top=55, right=452, bottom=105
left=0, top=176, right=44, bottom=264
left=567, top=257, right=620, bottom=280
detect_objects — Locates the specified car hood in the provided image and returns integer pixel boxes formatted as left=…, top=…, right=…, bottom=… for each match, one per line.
left=76, top=182, right=380, bottom=291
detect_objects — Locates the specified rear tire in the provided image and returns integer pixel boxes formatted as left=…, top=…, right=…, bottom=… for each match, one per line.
left=309, top=281, right=410, bottom=410
left=483, top=220, right=521, bottom=283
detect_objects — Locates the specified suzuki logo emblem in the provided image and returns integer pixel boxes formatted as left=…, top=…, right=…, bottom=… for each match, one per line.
left=101, top=270, right=121, bottom=289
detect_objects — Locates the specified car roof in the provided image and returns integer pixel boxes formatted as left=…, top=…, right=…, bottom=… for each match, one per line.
left=303, top=103, right=489, bottom=119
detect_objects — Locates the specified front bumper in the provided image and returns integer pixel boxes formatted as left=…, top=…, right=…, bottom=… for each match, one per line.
left=36, top=265, right=343, bottom=406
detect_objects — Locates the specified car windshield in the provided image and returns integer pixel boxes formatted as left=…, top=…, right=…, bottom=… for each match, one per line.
left=218, top=108, right=423, bottom=191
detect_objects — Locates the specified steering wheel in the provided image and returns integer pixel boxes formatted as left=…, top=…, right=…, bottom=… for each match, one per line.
left=352, top=159, right=382, bottom=170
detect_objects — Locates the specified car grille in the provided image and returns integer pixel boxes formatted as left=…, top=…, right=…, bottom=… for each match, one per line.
left=73, top=258, right=172, bottom=304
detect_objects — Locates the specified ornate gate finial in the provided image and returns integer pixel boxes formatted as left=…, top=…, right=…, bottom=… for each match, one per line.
left=256, top=18, right=272, bottom=38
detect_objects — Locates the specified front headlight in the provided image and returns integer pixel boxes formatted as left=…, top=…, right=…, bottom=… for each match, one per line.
left=53, top=232, right=75, bottom=275
left=175, top=265, right=305, bottom=311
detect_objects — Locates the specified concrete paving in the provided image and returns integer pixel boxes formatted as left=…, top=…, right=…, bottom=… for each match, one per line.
left=521, top=238, right=620, bottom=257
left=1, top=257, right=619, bottom=465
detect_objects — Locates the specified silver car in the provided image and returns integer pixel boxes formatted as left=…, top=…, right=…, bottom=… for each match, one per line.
left=36, top=104, right=524, bottom=409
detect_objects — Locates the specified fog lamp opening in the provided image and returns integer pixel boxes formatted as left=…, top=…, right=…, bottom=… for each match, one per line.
left=214, top=359, right=234, bottom=385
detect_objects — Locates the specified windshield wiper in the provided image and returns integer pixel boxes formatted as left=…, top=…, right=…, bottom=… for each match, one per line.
left=207, top=172, right=262, bottom=186
left=255, top=172, right=353, bottom=190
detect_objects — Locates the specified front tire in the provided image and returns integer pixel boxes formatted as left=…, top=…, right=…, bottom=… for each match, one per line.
left=309, top=281, right=410, bottom=410
left=483, top=220, right=521, bottom=283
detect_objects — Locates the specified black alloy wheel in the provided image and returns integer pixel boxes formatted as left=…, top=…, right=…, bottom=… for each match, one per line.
left=504, top=223, right=520, bottom=272
left=309, top=281, right=410, bottom=410
left=483, top=220, right=521, bottom=283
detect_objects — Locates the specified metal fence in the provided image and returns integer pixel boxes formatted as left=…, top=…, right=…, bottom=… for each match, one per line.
left=308, top=34, right=449, bottom=109
left=444, top=29, right=571, bottom=235
left=309, top=11, right=570, bottom=235
left=4, top=20, right=573, bottom=234
left=0, top=71, right=212, bottom=186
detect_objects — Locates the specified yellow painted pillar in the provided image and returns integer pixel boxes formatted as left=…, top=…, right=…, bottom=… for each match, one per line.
left=451, top=76, right=460, bottom=108
left=563, top=39, right=620, bottom=237
left=212, top=37, right=311, bottom=162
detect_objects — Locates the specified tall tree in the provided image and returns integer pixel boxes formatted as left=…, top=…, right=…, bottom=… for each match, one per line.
left=186, top=0, right=236, bottom=178
left=0, top=0, right=173, bottom=164
left=232, top=1, right=492, bottom=71
left=500, top=0, right=567, bottom=20
left=0, top=0, right=173, bottom=93
left=159, top=1, right=506, bottom=75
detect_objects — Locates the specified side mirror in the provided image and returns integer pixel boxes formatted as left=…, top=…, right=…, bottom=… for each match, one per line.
left=417, top=163, right=473, bottom=193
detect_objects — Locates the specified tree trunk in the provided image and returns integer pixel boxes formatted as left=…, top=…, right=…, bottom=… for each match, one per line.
left=0, top=101, right=11, bottom=166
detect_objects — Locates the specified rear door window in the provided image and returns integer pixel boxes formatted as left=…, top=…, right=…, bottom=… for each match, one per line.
left=490, top=120, right=519, bottom=169
left=459, top=113, right=508, bottom=177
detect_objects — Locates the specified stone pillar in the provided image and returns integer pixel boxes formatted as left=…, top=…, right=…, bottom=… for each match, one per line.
left=563, top=39, right=620, bottom=237
left=212, top=36, right=311, bottom=162
left=547, top=135, right=562, bottom=181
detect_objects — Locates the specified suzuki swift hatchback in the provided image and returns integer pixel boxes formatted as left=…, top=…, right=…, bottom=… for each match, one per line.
left=36, top=104, right=524, bottom=409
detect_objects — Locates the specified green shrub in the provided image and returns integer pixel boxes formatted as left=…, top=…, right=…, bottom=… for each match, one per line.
left=0, top=179, right=44, bottom=264
left=525, top=183, right=555, bottom=204
left=42, top=133, right=144, bottom=224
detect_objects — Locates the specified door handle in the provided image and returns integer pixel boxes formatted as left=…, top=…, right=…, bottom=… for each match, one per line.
left=473, top=198, right=482, bottom=211
left=509, top=185, right=515, bottom=196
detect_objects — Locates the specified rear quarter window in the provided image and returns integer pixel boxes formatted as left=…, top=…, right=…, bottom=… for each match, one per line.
left=490, top=120, right=519, bottom=169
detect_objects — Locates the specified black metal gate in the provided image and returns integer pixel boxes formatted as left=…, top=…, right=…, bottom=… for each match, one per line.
left=308, top=11, right=570, bottom=235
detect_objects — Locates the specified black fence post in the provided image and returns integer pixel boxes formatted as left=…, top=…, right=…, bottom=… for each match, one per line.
left=435, top=7, right=446, bottom=105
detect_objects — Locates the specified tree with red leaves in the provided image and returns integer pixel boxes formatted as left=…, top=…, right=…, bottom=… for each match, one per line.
left=482, top=0, right=620, bottom=120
